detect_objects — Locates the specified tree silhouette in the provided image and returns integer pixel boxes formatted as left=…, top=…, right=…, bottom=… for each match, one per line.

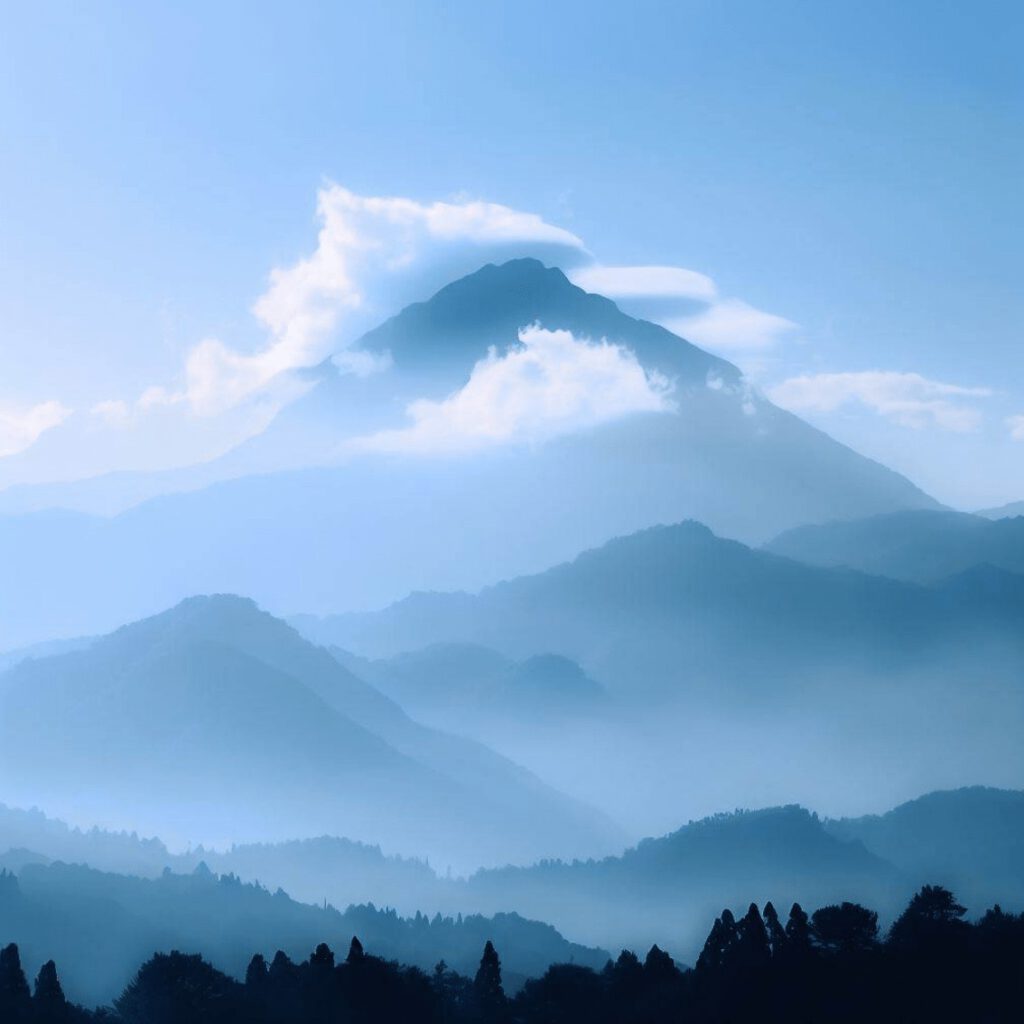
left=244, top=953, right=268, bottom=989
left=889, top=885, right=968, bottom=950
left=785, top=903, right=811, bottom=950
left=736, top=902, right=771, bottom=969
left=811, top=902, right=879, bottom=955
left=473, top=941, right=507, bottom=1022
left=33, top=961, right=67, bottom=1024
left=0, top=943, right=32, bottom=1024
left=763, top=901, right=787, bottom=958
left=114, top=951, right=242, bottom=1024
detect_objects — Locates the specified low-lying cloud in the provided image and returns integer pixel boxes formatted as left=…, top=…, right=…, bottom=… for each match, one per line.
left=769, top=371, right=992, bottom=432
left=354, top=326, right=675, bottom=455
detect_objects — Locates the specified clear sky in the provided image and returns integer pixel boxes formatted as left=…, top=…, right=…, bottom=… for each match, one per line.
left=0, top=0, right=1021, bottom=507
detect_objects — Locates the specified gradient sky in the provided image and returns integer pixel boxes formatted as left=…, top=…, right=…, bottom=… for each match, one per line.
left=0, top=0, right=1021, bottom=507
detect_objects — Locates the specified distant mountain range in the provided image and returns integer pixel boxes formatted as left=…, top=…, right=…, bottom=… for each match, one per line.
left=0, top=259, right=937, bottom=651
left=828, top=787, right=1024, bottom=913
left=0, top=596, right=620, bottom=871
left=3, top=786, right=1020, bottom=997
left=294, top=519, right=1024, bottom=832
left=765, top=509, right=1024, bottom=583
left=977, top=500, right=1024, bottom=520
left=0, top=861, right=607, bottom=1008
left=295, top=518, right=1024, bottom=689
left=327, top=643, right=606, bottom=735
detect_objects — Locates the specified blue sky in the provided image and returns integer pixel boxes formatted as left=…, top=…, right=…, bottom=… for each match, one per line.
left=0, top=0, right=1021, bottom=507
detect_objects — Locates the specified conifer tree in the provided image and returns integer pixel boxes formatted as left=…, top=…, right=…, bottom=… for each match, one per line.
left=33, top=961, right=67, bottom=1024
left=737, top=903, right=771, bottom=969
left=785, top=903, right=812, bottom=954
left=763, top=901, right=787, bottom=958
left=0, top=944, right=31, bottom=1024
left=473, top=940, right=507, bottom=1021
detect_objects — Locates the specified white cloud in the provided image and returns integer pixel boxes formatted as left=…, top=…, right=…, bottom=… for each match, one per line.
left=769, top=371, right=992, bottom=432
left=1007, top=414, right=1024, bottom=441
left=355, top=325, right=675, bottom=455
left=568, top=263, right=795, bottom=359
left=170, top=187, right=586, bottom=417
left=90, top=399, right=131, bottom=427
left=570, top=264, right=717, bottom=303
left=667, top=299, right=797, bottom=353
left=0, top=400, right=71, bottom=457
left=0, top=185, right=802, bottom=484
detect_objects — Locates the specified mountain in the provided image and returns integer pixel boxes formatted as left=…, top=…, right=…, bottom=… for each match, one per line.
left=330, top=643, right=606, bottom=729
left=0, top=596, right=621, bottom=871
left=827, top=787, right=1024, bottom=912
left=0, top=634, right=94, bottom=674
left=0, top=861, right=608, bottom=1008
left=459, top=805, right=903, bottom=956
left=296, top=519, right=1021, bottom=682
left=765, top=509, right=1024, bottom=583
left=977, top=500, right=1024, bottom=520
left=0, top=259, right=938, bottom=651
left=294, top=520, right=1024, bottom=835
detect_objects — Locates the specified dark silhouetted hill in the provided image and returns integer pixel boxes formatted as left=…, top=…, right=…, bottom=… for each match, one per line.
left=0, top=861, right=607, bottom=1008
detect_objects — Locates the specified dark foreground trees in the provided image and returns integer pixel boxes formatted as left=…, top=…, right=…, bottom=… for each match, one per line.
left=2, top=886, right=1023, bottom=1023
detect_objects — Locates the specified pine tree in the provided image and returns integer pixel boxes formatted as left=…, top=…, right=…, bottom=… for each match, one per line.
left=33, top=961, right=67, bottom=1024
left=473, top=941, right=507, bottom=1022
left=737, top=903, right=771, bottom=969
left=0, top=944, right=31, bottom=1024
left=763, top=901, right=787, bottom=958
left=245, top=953, right=268, bottom=988
left=784, top=903, right=811, bottom=954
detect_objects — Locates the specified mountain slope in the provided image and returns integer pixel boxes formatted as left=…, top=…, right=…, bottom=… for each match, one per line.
left=0, top=596, right=621, bottom=870
left=296, top=520, right=1007, bottom=683
left=0, top=862, right=608, bottom=1008
left=460, top=806, right=903, bottom=956
left=765, top=509, right=1024, bottom=583
left=977, top=500, right=1024, bottom=520
left=295, top=520, right=1024, bottom=835
left=0, top=259, right=938, bottom=651
left=827, top=787, right=1024, bottom=911
left=332, top=643, right=606, bottom=728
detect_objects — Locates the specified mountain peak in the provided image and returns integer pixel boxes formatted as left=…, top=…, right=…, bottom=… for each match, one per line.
left=353, top=258, right=741, bottom=386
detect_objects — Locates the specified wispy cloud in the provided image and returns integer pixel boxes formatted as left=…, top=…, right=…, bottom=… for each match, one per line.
left=666, top=299, right=797, bottom=353
left=769, top=371, right=992, bottom=432
left=0, top=400, right=70, bottom=457
left=1007, top=414, right=1024, bottom=441
left=570, top=265, right=717, bottom=303
left=0, top=185, right=795, bottom=480
left=151, top=186, right=588, bottom=418
left=354, top=325, right=675, bottom=455
left=570, top=264, right=794, bottom=359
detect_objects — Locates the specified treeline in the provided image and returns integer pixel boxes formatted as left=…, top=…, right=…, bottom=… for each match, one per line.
left=2, top=886, right=1023, bottom=1023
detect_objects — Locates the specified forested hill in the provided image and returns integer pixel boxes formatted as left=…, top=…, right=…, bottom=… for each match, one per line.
left=2, top=886, right=1022, bottom=1022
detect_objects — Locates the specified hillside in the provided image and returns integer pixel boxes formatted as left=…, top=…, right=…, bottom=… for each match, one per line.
left=765, top=509, right=1024, bottom=583
left=0, top=596, right=620, bottom=870
left=828, top=788, right=1024, bottom=910
left=0, top=862, right=607, bottom=1008
left=295, top=521, right=1024, bottom=834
